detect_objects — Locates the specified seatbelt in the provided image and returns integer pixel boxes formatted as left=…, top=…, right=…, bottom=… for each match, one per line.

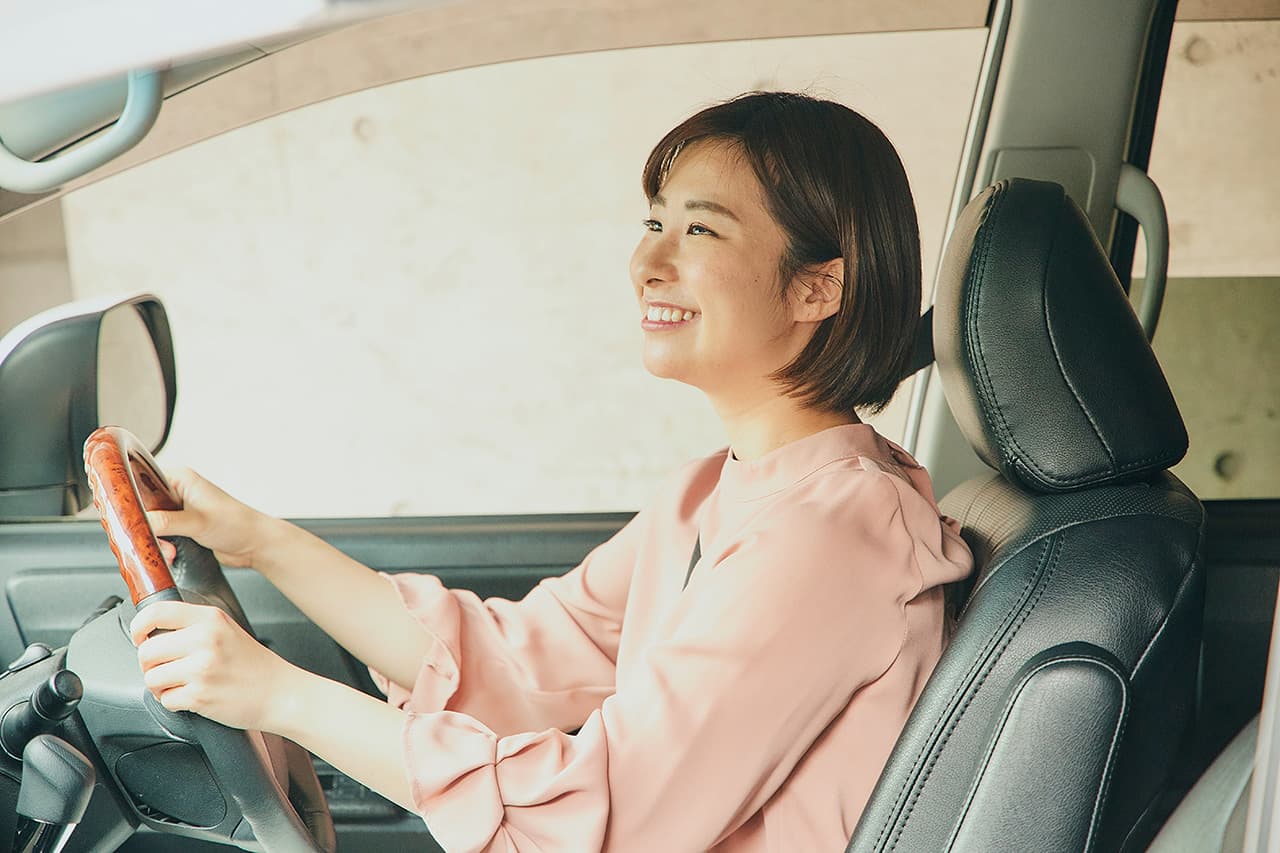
left=683, top=535, right=701, bottom=590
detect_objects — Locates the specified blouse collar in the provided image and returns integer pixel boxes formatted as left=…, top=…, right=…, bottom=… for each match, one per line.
left=718, top=422, right=935, bottom=505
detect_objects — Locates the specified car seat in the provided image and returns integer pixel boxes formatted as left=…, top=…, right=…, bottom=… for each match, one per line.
left=847, top=178, right=1205, bottom=853
left=1145, top=715, right=1256, bottom=852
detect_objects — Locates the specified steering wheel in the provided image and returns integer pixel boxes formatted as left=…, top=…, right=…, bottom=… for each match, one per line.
left=82, top=426, right=336, bottom=852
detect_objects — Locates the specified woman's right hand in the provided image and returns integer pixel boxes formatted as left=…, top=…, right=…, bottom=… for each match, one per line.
left=146, top=468, right=279, bottom=570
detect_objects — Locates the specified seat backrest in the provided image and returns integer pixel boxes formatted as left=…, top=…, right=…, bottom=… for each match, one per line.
left=849, top=179, right=1205, bottom=853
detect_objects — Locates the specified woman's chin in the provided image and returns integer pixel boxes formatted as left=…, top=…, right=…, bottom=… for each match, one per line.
left=641, top=351, right=688, bottom=382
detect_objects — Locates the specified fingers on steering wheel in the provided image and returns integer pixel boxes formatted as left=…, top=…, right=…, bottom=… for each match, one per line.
left=130, top=601, right=197, bottom=645
left=162, top=467, right=204, bottom=506
left=155, top=536, right=177, bottom=567
left=135, top=627, right=189, bottom=669
left=153, top=685, right=196, bottom=713
left=141, top=659, right=190, bottom=693
left=146, top=507, right=202, bottom=551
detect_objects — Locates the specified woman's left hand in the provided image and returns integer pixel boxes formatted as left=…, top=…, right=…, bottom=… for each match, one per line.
left=130, top=601, right=299, bottom=732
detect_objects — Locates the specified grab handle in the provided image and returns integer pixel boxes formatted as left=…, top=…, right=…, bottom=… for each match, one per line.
left=1115, top=163, right=1169, bottom=342
left=0, top=69, right=163, bottom=195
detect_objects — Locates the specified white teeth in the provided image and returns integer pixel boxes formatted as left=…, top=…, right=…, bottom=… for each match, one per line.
left=644, top=306, right=698, bottom=323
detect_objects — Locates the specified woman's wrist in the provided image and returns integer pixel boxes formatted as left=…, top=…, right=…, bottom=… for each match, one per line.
left=248, top=514, right=303, bottom=577
left=261, top=660, right=320, bottom=738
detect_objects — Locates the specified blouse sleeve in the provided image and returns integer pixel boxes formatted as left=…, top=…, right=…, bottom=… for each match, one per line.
left=400, top=471, right=922, bottom=852
left=370, top=509, right=644, bottom=737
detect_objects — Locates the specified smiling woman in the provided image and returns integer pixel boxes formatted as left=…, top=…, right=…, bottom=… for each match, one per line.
left=637, top=94, right=922, bottom=419
left=124, top=90, right=974, bottom=852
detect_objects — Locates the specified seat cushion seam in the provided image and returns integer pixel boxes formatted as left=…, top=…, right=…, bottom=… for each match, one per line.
left=884, top=536, right=1062, bottom=851
left=1085, top=661, right=1131, bottom=852
left=943, top=652, right=1126, bottom=851
left=873, top=535, right=1051, bottom=850
left=965, top=508, right=1198, bottom=605
left=1131, top=552, right=1204, bottom=676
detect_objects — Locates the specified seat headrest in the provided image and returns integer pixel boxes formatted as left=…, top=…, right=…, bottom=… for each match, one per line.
left=934, top=178, right=1187, bottom=493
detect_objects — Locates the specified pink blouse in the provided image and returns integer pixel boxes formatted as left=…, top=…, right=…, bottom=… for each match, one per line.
left=373, top=423, right=974, bottom=851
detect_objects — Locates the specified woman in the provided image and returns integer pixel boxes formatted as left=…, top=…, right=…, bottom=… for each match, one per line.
left=130, top=92, right=973, bottom=851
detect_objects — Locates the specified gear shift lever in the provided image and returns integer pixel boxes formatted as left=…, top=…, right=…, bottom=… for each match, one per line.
left=12, top=735, right=95, bottom=853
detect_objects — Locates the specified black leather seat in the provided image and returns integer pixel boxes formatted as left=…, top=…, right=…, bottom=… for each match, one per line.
left=847, top=179, right=1205, bottom=853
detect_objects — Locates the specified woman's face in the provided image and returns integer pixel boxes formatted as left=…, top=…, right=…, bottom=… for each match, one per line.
left=630, top=141, right=818, bottom=403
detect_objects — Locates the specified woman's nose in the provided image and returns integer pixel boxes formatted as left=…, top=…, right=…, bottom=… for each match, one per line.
left=630, top=235, right=677, bottom=288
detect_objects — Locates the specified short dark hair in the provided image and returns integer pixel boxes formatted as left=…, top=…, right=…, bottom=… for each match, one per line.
left=642, top=91, right=922, bottom=415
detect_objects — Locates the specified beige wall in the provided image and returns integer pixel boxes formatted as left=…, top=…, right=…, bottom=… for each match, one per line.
left=0, top=200, right=71, bottom=335
left=1137, top=20, right=1280, bottom=277
left=1140, top=276, right=1280, bottom=500
left=53, top=28, right=986, bottom=518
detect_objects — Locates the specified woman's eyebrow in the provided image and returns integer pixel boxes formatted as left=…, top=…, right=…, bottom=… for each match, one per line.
left=685, top=199, right=740, bottom=222
left=650, top=193, right=741, bottom=223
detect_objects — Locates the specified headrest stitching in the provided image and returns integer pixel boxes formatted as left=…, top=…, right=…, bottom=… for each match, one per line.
left=1037, top=202, right=1118, bottom=473
left=1023, top=448, right=1188, bottom=486
left=965, top=184, right=1062, bottom=484
left=1013, top=434, right=1186, bottom=490
left=964, top=186, right=1017, bottom=470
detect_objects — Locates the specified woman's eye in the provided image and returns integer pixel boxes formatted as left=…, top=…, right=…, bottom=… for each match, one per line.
left=687, top=222, right=717, bottom=237
left=642, top=219, right=662, bottom=232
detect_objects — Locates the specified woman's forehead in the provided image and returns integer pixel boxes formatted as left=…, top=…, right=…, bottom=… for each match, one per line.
left=657, top=140, right=768, bottom=217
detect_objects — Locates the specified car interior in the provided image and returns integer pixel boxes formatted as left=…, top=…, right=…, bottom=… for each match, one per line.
left=0, top=0, right=1275, bottom=851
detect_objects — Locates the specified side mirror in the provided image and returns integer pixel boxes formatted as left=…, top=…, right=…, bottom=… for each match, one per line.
left=0, top=294, right=176, bottom=519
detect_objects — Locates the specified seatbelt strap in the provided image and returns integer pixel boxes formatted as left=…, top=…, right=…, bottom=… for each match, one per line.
left=683, top=535, right=701, bottom=590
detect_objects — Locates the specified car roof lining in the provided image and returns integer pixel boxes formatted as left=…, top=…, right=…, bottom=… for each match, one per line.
left=0, top=0, right=1274, bottom=223
left=0, top=0, right=993, bottom=222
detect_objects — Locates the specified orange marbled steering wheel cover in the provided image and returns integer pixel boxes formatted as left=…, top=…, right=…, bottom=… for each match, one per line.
left=84, top=426, right=182, bottom=606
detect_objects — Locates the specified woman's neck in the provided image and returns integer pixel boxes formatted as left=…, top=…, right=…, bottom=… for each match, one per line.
left=712, top=392, right=860, bottom=462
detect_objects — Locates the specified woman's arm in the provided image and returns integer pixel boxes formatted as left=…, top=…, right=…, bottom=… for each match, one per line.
left=149, top=466, right=640, bottom=733
left=270, top=670, right=415, bottom=810
left=147, top=469, right=431, bottom=690
left=250, top=518, right=432, bottom=692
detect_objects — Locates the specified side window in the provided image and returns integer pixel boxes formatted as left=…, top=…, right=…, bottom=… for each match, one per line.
left=1135, top=19, right=1280, bottom=500
left=55, top=29, right=986, bottom=517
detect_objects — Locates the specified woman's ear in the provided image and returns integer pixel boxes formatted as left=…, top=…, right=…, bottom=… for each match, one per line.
left=791, top=258, right=845, bottom=324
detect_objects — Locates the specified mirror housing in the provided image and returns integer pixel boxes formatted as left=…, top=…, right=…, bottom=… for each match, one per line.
left=0, top=293, right=176, bottom=519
